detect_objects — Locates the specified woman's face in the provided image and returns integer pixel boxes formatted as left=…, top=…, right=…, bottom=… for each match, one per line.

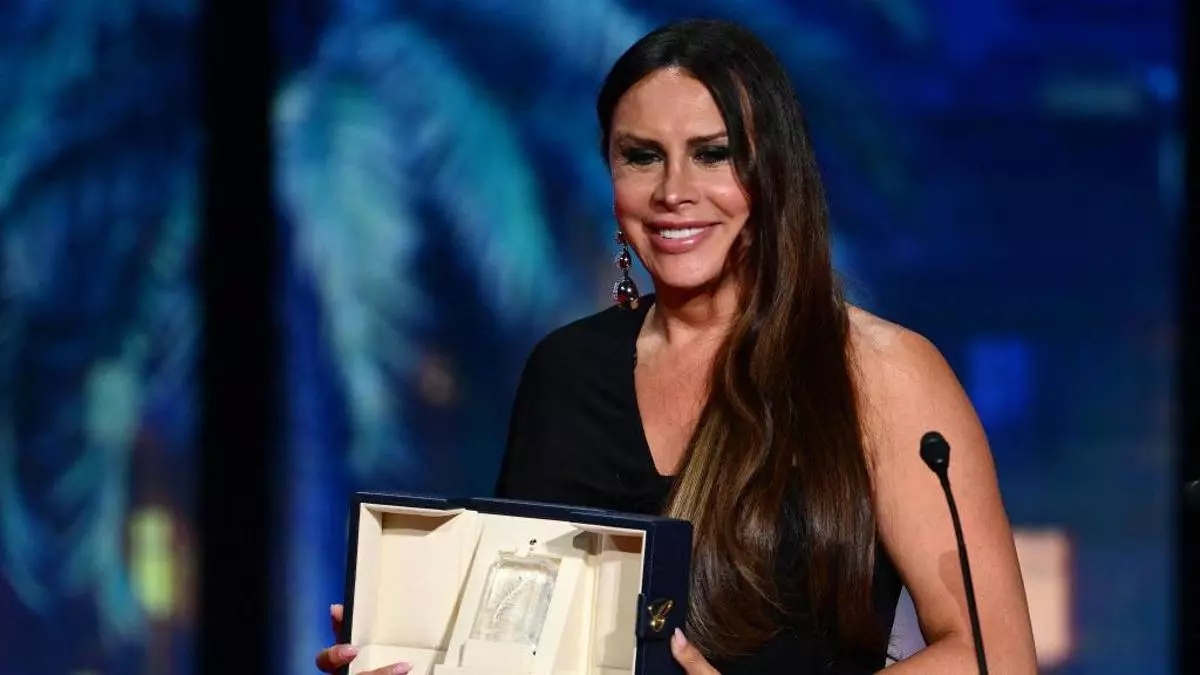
left=608, top=67, right=751, bottom=297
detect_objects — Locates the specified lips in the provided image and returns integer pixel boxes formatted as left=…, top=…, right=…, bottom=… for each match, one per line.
left=645, top=221, right=718, bottom=254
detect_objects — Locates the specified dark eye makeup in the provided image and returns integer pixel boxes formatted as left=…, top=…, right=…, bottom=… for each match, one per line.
left=616, top=142, right=730, bottom=167
left=694, top=145, right=730, bottom=164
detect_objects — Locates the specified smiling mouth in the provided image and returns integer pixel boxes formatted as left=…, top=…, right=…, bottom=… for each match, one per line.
left=658, top=226, right=708, bottom=240
left=644, top=222, right=718, bottom=253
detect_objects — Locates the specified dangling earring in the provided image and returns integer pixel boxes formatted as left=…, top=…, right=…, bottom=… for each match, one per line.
left=612, top=228, right=640, bottom=310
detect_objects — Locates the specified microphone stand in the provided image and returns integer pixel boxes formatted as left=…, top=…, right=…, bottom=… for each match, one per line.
left=920, top=431, right=988, bottom=675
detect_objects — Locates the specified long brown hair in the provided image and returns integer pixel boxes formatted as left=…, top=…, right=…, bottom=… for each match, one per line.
left=597, top=19, right=883, bottom=660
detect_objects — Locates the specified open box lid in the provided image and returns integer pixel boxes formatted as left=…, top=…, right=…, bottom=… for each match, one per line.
left=340, top=492, right=692, bottom=675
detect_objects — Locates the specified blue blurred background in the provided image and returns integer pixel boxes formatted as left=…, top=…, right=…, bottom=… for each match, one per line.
left=0, top=1, right=1184, bottom=673
left=0, top=1, right=200, bottom=673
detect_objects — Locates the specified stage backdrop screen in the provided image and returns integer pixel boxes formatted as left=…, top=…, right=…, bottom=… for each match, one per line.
left=273, top=2, right=1180, bottom=673
left=0, top=2, right=202, bottom=674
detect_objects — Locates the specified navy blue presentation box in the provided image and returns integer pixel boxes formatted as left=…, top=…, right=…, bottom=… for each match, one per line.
left=339, top=492, right=693, bottom=675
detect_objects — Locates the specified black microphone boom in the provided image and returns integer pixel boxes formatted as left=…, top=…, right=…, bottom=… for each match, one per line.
left=920, top=431, right=989, bottom=675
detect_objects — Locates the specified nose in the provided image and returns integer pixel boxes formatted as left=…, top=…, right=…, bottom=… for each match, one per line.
left=652, top=160, right=699, bottom=209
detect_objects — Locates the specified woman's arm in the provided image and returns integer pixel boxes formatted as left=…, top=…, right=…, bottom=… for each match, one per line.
left=852, top=313, right=1038, bottom=673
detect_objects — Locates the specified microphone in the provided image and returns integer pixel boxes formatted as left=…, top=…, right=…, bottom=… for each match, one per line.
left=920, top=431, right=988, bottom=674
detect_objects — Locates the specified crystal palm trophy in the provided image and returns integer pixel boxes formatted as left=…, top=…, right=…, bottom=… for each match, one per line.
left=468, top=547, right=560, bottom=646
left=445, top=525, right=583, bottom=675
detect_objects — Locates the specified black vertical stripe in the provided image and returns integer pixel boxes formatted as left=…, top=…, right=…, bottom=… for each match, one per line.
left=199, top=1, right=277, bottom=673
left=1179, top=0, right=1198, bottom=666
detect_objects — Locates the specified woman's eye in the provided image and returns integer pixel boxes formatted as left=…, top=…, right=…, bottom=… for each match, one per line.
left=695, top=145, right=730, bottom=165
left=622, top=148, right=660, bottom=166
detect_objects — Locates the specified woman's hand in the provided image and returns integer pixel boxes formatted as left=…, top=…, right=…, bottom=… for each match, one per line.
left=315, top=604, right=412, bottom=675
left=670, top=629, right=721, bottom=675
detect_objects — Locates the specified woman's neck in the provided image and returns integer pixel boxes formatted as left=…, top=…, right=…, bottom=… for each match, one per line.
left=646, top=282, right=741, bottom=350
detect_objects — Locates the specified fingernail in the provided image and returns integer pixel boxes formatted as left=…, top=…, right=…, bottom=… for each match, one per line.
left=391, top=664, right=412, bottom=675
left=340, top=645, right=359, bottom=659
left=673, top=628, right=687, bottom=648
left=330, top=604, right=337, bottom=614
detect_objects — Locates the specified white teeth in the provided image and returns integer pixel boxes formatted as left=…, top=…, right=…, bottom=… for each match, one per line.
left=658, top=227, right=704, bottom=240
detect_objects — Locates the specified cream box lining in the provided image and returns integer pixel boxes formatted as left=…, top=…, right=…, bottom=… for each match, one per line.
left=348, top=504, right=647, bottom=675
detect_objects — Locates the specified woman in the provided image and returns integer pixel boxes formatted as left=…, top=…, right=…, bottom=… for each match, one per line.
left=317, top=18, right=1037, bottom=675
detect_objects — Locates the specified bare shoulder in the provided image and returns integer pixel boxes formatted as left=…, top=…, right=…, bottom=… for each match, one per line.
left=845, top=304, right=989, bottom=483
left=848, top=305, right=941, bottom=362
left=846, top=305, right=959, bottom=415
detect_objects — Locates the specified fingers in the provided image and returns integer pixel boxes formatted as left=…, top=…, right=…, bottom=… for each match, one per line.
left=314, top=642, right=410, bottom=675
left=321, top=605, right=410, bottom=675
left=331, top=603, right=344, bottom=636
left=670, top=629, right=720, bottom=675
left=315, top=644, right=358, bottom=672
left=362, top=664, right=412, bottom=675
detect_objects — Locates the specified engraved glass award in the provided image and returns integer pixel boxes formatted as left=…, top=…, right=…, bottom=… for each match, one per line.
left=469, top=551, right=561, bottom=646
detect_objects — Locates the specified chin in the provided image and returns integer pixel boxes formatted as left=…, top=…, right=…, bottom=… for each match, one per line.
left=649, top=263, right=727, bottom=295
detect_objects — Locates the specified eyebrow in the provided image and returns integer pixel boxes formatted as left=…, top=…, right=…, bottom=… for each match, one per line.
left=612, top=131, right=728, bottom=147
